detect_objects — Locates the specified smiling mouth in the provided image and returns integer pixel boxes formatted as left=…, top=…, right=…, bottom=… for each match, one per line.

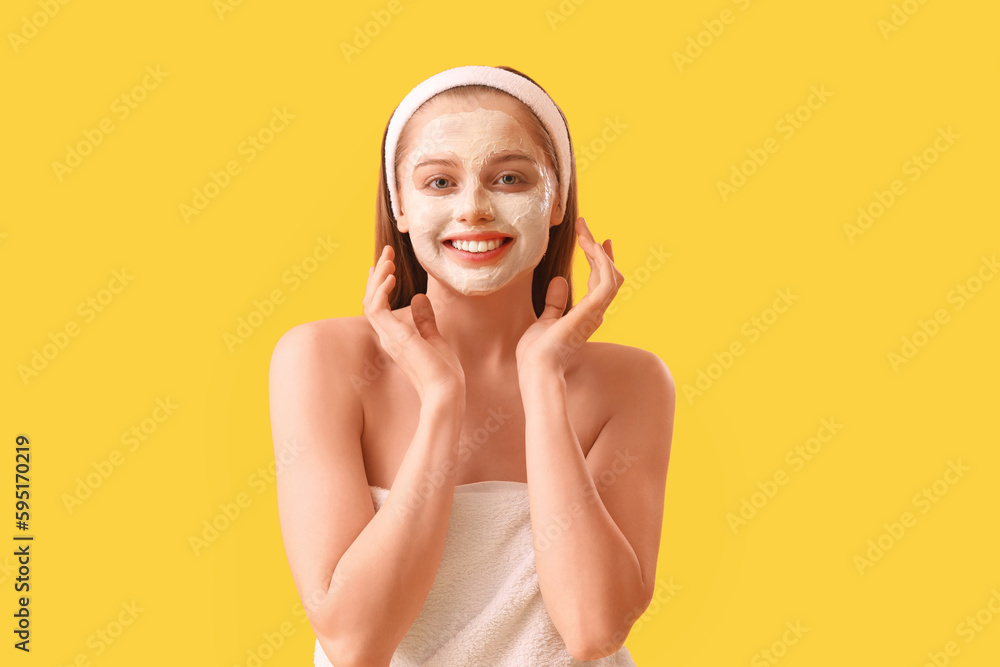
left=441, top=236, right=514, bottom=262
left=443, top=236, right=513, bottom=254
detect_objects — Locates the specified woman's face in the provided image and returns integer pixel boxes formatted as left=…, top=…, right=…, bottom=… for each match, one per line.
left=396, top=95, right=562, bottom=296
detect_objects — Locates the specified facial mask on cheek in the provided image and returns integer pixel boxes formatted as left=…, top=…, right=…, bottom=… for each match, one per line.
left=400, top=108, right=558, bottom=296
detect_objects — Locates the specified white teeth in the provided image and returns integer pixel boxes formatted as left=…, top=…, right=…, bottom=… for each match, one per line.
left=449, top=238, right=506, bottom=253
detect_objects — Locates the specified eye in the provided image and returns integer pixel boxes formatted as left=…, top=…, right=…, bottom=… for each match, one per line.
left=498, top=173, right=523, bottom=185
left=427, top=177, right=453, bottom=190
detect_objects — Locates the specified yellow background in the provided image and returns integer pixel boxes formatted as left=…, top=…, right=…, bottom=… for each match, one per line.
left=3, top=0, right=998, bottom=665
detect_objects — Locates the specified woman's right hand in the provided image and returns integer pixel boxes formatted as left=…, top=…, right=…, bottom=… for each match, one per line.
left=363, top=244, right=466, bottom=402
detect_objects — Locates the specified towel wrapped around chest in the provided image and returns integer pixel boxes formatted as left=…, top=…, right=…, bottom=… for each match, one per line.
left=313, top=480, right=638, bottom=666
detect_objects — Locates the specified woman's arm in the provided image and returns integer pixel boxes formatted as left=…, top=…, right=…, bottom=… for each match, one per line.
left=520, top=347, right=675, bottom=661
left=270, top=321, right=464, bottom=667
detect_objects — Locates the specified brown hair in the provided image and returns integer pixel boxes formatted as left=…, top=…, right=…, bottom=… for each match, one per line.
left=374, top=65, right=578, bottom=317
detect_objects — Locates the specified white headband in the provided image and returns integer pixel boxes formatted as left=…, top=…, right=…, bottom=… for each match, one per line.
left=384, top=65, right=571, bottom=222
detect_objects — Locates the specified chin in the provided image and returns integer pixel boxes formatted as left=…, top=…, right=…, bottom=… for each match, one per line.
left=454, top=283, right=507, bottom=297
left=423, top=257, right=537, bottom=297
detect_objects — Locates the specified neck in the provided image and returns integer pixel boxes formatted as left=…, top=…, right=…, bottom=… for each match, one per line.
left=423, top=271, right=538, bottom=374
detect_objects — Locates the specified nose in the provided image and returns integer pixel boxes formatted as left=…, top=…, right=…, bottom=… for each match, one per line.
left=455, top=178, right=494, bottom=224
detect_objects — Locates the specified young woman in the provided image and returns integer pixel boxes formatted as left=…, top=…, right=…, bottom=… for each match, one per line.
left=269, top=65, right=675, bottom=666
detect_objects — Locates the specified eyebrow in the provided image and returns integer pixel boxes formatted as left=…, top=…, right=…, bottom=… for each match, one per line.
left=412, top=151, right=539, bottom=171
left=412, top=156, right=461, bottom=170
left=491, top=152, right=539, bottom=167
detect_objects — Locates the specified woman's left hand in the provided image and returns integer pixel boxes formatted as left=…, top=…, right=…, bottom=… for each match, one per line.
left=515, top=217, right=624, bottom=377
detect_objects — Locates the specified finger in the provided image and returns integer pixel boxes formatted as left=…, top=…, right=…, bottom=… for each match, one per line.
left=598, top=240, right=619, bottom=296
left=411, top=294, right=443, bottom=341
left=373, top=271, right=395, bottom=312
left=538, top=276, right=569, bottom=323
left=578, top=236, right=612, bottom=306
left=364, top=271, right=393, bottom=327
left=365, top=246, right=394, bottom=306
left=364, top=254, right=397, bottom=327
left=561, top=293, right=604, bottom=343
left=578, top=228, right=598, bottom=274
left=576, top=218, right=598, bottom=254
left=579, top=216, right=597, bottom=244
left=591, top=236, right=618, bottom=298
left=568, top=246, right=617, bottom=327
left=580, top=218, right=607, bottom=269
left=364, top=246, right=388, bottom=304
left=366, top=275, right=416, bottom=355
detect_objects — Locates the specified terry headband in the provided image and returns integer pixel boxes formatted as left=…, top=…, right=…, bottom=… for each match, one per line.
left=384, top=65, right=572, bottom=222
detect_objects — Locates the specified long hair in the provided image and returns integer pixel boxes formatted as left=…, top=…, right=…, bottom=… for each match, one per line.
left=374, top=65, right=579, bottom=318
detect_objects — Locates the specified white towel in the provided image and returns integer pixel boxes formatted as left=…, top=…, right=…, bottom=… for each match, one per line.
left=314, top=480, right=638, bottom=666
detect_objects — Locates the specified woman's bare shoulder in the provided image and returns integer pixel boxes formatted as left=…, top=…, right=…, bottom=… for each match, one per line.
left=270, top=315, right=376, bottom=378
left=574, top=342, right=674, bottom=395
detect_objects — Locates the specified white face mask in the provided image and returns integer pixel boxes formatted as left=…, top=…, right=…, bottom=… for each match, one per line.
left=397, top=107, right=559, bottom=296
